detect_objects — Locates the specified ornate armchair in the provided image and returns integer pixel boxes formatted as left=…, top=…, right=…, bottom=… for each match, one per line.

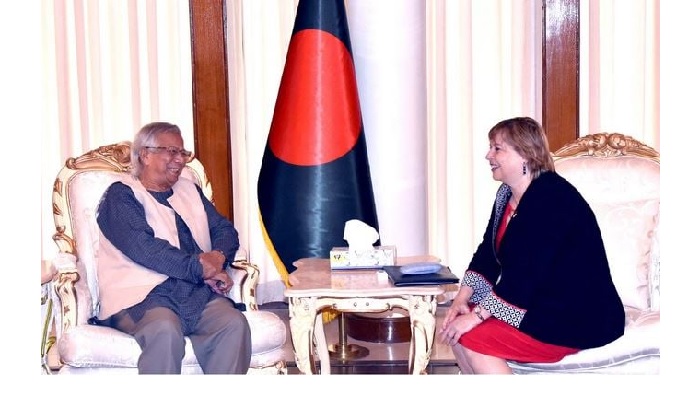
left=49, top=142, right=288, bottom=374
left=507, top=133, right=660, bottom=374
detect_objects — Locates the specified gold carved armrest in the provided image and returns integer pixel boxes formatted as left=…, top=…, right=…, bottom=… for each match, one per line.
left=229, top=258, right=260, bottom=311
left=53, top=267, right=80, bottom=335
left=49, top=253, right=81, bottom=337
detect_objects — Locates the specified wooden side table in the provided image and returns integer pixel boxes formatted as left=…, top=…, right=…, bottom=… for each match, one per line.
left=285, top=257, right=447, bottom=374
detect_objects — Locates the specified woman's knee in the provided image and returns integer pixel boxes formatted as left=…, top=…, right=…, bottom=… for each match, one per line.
left=453, top=344, right=484, bottom=365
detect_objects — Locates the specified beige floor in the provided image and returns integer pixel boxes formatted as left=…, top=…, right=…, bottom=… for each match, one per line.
left=264, top=304, right=460, bottom=374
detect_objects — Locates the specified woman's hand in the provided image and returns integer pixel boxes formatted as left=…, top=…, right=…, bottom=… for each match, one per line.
left=438, top=309, right=481, bottom=346
left=441, top=301, right=470, bottom=330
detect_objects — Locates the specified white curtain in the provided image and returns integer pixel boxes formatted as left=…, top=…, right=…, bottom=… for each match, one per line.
left=580, top=0, right=660, bottom=150
left=41, top=0, right=194, bottom=259
left=347, top=0, right=428, bottom=259
left=424, top=0, right=542, bottom=285
left=226, top=0, right=299, bottom=306
left=41, top=0, right=660, bottom=305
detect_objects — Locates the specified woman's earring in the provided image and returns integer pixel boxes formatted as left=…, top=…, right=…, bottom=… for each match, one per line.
left=522, top=163, right=527, bottom=175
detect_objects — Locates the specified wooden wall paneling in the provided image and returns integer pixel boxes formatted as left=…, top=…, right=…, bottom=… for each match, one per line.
left=189, top=0, right=234, bottom=221
left=542, top=0, right=580, bottom=151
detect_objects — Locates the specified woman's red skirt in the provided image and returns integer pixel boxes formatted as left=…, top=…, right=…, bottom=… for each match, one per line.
left=458, top=317, right=579, bottom=363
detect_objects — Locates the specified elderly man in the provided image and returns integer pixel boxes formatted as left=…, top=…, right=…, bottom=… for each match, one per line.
left=94, top=121, right=252, bottom=374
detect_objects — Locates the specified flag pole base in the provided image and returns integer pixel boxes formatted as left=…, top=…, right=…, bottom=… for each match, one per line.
left=328, top=312, right=369, bottom=361
left=328, top=343, right=369, bottom=361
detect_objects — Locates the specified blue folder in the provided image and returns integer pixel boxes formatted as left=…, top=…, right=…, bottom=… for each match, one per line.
left=383, top=265, right=459, bottom=286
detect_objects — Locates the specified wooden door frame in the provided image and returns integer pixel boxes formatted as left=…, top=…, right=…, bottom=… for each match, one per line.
left=542, top=0, right=579, bottom=151
left=188, top=0, right=581, bottom=220
left=189, top=0, right=233, bottom=221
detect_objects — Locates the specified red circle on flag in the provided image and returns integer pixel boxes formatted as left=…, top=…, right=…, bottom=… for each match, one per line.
left=268, top=29, right=362, bottom=166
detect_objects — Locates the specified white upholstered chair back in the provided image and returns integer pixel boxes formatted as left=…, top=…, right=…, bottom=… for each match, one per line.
left=508, top=133, right=660, bottom=374
left=553, top=133, right=660, bottom=311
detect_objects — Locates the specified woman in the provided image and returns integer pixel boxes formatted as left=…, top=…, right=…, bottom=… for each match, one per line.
left=438, top=117, right=624, bottom=374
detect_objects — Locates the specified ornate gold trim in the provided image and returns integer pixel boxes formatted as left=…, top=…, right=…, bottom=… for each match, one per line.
left=54, top=271, right=79, bottom=333
left=230, top=259, right=260, bottom=311
left=64, top=141, right=133, bottom=172
left=553, top=132, right=659, bottom=163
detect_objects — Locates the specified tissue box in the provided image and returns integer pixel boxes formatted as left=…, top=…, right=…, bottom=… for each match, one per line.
left=330, top=246, right=397, bottom=269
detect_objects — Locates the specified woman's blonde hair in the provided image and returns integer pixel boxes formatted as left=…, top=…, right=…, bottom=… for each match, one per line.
left=487, top=117, right=555, bottom=179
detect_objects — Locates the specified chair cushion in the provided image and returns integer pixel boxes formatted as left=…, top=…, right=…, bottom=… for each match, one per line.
left=555, top=155, right=660, bottom=310
left=57, top=310, right=287, bottom=370
left=508, top=307, right=659, bottom=374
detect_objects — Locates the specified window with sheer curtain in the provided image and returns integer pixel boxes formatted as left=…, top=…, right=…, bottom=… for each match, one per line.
left=42, top=0, right=659, bottom=305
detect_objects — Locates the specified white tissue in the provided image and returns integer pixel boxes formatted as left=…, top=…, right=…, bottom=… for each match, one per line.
left=330, top=220, right=396, bottom=269
left=343, top=219, right=379, bottom=253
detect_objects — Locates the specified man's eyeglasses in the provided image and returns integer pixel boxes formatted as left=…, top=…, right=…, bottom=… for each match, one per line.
left=144, top=146, right=193, bottom=159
